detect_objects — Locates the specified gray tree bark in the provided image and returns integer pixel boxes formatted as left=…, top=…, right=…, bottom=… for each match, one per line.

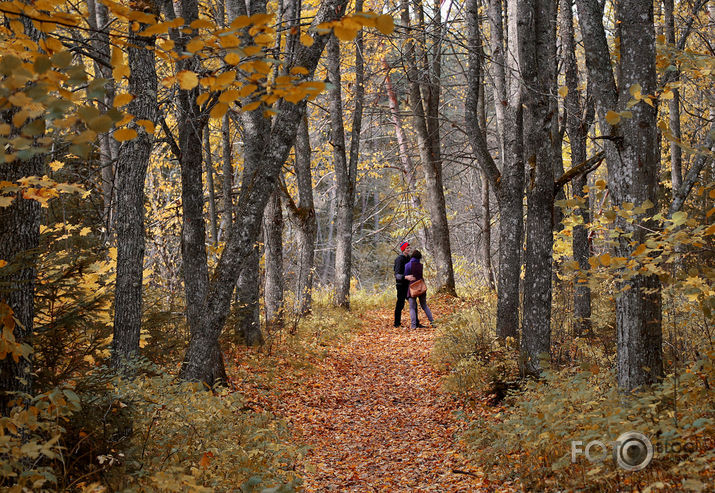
left=468, top=0, right=524, bottom=338
left=327, top=36, right=353, bottom=308
left=401, top=0, right=456, bottom=295
left=88, top=0, right=118, bottom=243
left=220, top=114, right=233, bottom=240
left=663, top=0, right=682, bottom=194
left=111, top=25, right=158, bottom=368
left=382, top=60, right=428, bottom=249
left=576, top=0, right=663, bottom=391
left=236, top=238, right=263, bottom=345
left=263, top=190, right=284, bottom=329
left=285, top=116, right=317, bottom=316
left=180, top=0, right=350, bottom=385
left=561, top=0, right=592, bottom=337
left=0, top=154, right=42, bottom=415
left=159, top=0, right=227, bottom=384
left=519, top=0, right=558, bottom=376
left=204, top=127, right=219, bottom=245
left=465, top=0, right=496, bottom=290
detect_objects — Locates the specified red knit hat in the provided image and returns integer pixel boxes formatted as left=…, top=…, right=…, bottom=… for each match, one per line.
left=400, top=241, right=409, bottom=252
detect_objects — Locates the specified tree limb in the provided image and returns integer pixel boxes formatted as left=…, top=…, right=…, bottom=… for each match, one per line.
left=554, top=151, right=605, bottom=193
left=669, top=126, right=714, bottom=216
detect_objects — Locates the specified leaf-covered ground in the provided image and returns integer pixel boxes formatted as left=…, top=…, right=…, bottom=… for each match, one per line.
left=232, top=298, right=510, bottom=491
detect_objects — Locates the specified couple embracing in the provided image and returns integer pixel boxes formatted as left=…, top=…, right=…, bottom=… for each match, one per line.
left=393, top=241, right=435, bottom=329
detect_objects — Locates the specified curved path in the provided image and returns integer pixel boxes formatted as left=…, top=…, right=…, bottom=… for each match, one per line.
left=275, top=307, right=489, bottom=491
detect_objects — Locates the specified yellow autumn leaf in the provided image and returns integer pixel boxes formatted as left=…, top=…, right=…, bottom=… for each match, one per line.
left=0, top=260, right=7, bottom=268
left=114, top=93, right=134, bottom=107
left=186, top=38, right=205, bottom=53
left=558, top=86, right=568, bottom=98
left=300, top=34, right=314, bottom=47
left=216, top=71, right=236, bottom=87
left=196, top=92, right=210, bottom=106
left=605, top=110, right=621, bottom=125
left=219, top=90, right=241, bottom=103
left=177, top=70, right=199, bottom=90
left=629, top=83, right=642, bottom=100
left=0, top=196, right=14, bottom=207
left=334, top=24, right=357, bottom=41
left=137, top=120, right=155, bottom=134
left=244, top=45, right=262, bottom=56
left=239, top=84, right=258, bottom=98
left=49, top=160, right=64, bottom=172
left=599, top=253, right=612, bottom=267
left=80, top=227, right=91, bottom=236
left=225, top=52, right=241, bottom=65
left=632, top=243, right=647, bottom=256
left=376, top=14, right=394, bottom=35
left=113, top=128, right=137, bottom=142
left=210, top=102, right=229, bottom=119
left=291, top=66, right=309, bottom=75
left=242, top=100, right=261, bottom=112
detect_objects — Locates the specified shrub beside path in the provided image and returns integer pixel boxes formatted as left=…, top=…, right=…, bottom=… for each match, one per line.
left=238, top=297, right=504, bottom=491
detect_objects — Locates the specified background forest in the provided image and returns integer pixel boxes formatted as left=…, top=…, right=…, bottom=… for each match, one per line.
left=0, top=0, right=713, bottom=490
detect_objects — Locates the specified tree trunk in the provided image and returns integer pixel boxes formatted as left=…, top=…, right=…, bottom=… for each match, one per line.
left=498, top=0, right=525, bottom=340
left=520, top=0, right=558, bottom=376
left=291, top=116, right=317, bottom=315
left=327, top=36, right=353, bottom=308
left=111, top=25, right=158, bottom=368
left=88, top=0, right=117, bottom=243
left=264, top=190, right=284, bottom=329
left=401, top=0, right=456, bottom=295
left=382, top=61, right=428, bottom=249
left=220, top=114, right=233, bottom=240
left=576, top=0, right=663, bottom=391
left=561, top=0, right=592, bottom=337
left=237, top=238, right=264, bottom=346
left=180, top=0, right=350, bottom=385
left=204, top=126, right=219, bottom=245
left=663, top=0, right=682, bottom=194
left=465, top=0, right=496, bottom=291
left=0, top=154, right=42, bottom=414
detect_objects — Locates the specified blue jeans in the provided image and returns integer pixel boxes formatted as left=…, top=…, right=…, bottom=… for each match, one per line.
left=408, top=293, right=433, bottom=328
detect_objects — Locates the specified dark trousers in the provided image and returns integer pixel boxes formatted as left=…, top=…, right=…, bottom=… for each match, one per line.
left=394, top=283, right=418, bottom=326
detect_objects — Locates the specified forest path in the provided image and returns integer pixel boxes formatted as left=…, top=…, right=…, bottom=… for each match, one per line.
left=274, top=299, right=489, bottom=491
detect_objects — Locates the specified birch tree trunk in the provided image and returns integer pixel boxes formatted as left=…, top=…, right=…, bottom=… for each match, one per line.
left=111, top=25, right=158, bottom=367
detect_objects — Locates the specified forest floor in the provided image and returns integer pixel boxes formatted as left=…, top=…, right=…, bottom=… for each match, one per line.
left=231, top=296, right=514, bottom=492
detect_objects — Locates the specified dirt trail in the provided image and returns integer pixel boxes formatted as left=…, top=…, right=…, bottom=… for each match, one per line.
left=277, top=308, right=489, bottom=491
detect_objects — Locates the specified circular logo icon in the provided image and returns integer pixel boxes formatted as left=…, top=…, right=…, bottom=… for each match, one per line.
left=615, top=432, right=653, bottom=471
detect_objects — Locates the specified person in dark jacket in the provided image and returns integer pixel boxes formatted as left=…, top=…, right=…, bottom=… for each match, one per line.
left=394, top=241, right=419, bottom=327
left=403, top=249, right=434, bottom=329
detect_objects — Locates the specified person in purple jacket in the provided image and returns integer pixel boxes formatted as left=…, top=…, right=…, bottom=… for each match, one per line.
left=403, top=250, right=434, bottom=329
